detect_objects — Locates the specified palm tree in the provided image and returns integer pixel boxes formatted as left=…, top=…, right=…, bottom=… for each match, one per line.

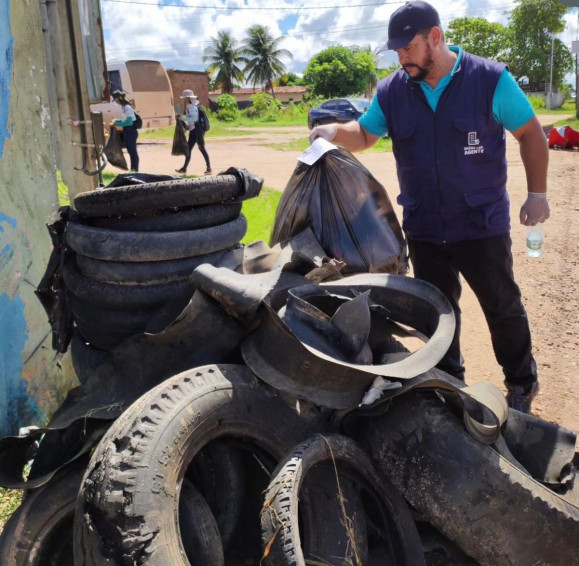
left=241, top=25, right=293, bottom=98
left=202, top=30, right=246, bottom=95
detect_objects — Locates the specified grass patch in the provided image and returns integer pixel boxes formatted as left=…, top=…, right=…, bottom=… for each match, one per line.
left=266, top=138, right=310, bottom=152
left=536, top=99, right=577, bottom=115
left=241, top=187, right=282, bottom=245
left=554, top=117, right=579, bottom=129
left=0, top=487, right=22, bottom=532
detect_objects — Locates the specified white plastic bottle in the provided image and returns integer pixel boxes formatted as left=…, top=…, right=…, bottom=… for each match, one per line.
left=526, top=223, right=544, bottom=258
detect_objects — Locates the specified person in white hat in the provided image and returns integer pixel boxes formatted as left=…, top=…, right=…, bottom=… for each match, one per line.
left=175, top=89, right=212, bottom=175
left=112, top=90, right=140, bottom=171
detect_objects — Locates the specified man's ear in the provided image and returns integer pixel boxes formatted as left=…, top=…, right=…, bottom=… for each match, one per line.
left=430, top=26, right=443, bottom=46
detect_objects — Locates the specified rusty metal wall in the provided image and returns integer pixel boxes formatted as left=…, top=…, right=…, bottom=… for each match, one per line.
left=0, top=1, right=105, bottom=439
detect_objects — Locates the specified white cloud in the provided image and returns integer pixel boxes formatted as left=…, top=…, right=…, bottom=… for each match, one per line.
left=100, top=0, right=579, bottom=78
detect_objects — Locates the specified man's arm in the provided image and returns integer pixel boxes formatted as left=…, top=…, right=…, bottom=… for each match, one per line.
left=309, top=121, right=381, bottom=152
left=510, top=115, right=550, bottom=225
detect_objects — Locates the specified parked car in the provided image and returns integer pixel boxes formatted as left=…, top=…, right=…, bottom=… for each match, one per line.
left=307, top=98, right=370, bottom=129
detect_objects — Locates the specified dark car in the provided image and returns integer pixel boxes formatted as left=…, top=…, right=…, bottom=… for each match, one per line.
left=307, top=97, right=370, bottom=130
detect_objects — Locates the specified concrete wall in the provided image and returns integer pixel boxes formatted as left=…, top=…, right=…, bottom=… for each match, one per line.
left=208, top=86, right=307, bottom=109
left=0, top=1, right=104, bottom=438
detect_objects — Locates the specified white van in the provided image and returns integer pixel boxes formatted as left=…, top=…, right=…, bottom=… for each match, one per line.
left=91, top=60, right=175, bottom=129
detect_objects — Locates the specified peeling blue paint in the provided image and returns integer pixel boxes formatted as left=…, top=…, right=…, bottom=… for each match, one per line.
left=0, top=2, right=13, bottom=158
left=0, top=293, right=40, bottom=437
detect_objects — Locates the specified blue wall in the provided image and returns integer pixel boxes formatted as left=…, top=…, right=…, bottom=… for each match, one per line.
left=1, top=2, right=13, bottom=158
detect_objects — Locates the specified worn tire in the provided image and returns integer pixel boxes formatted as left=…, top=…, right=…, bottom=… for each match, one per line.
left=63, top=256, right=188, bottom=310
left=70, top=295, right=158, bottom=350
left=357, top=391, right=579, bottom=566
left=189, top=442, right=245, bottom=550
left=261, top=433, right=425, bottom=566
left=0, top=459, right=86, bottom=566
left=70, top=330, right=110, bottom=383
left=87, top=202, right=242, bottom=232
left=66, top=214, right=247, bottom=262
left=73, top=175, right=243, bottom=217
left=75, top=247, right=238, bottom=285
left=74, top=364, right=327, bottom=566
left=178, top=479, right=225, bottom=566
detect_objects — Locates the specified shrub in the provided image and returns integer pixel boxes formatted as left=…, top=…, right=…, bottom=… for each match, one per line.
left=216, top=94, right=239, bottom=122
left=528, top=95, right=545, bottom=110
left=248, top=93, right=282, bottom=118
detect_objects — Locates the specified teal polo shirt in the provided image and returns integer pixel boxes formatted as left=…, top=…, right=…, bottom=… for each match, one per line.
left=359, top=46, right=535, bottom=137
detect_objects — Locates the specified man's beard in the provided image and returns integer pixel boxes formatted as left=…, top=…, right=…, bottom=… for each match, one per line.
left=403, top=46, right=434, bottom=81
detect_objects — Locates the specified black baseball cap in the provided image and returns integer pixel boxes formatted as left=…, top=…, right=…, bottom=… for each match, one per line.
left=383, top=1, right=441, bottom=50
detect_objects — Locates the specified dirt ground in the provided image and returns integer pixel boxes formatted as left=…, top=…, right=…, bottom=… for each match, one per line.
left=109, top=118, right=579, bottom=432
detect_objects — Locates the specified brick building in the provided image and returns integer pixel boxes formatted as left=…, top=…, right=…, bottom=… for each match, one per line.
left=166, top=69, right=211, bottom=112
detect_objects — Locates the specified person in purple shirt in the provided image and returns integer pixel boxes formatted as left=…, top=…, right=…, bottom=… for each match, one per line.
left=310, top=1, right=550, bottom=413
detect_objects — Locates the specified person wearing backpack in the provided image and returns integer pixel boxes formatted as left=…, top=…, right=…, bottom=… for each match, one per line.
left=175, top=89, right=212, bottom=175
left=112, top=90, right=140, bottom=172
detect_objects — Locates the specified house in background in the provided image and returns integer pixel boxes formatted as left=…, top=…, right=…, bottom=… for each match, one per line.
left=208, top=86, right=307, bottom=109
left=167, top=69, right=211, bottom=113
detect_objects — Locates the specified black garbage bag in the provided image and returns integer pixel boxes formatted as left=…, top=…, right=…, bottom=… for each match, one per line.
left=103, top=126, right=128, bottom=170
left=171, top=119, right=190, bottom=157
left=271, top=145, right=408, bottom=274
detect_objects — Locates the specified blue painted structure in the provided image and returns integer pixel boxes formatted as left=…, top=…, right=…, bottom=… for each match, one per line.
left=0, top=0, right=105, bottom=438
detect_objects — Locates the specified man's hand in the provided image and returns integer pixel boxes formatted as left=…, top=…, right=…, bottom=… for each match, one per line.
left=309, top=124, right=337, bottom=145
left=520, top=192, right=550, bottom=225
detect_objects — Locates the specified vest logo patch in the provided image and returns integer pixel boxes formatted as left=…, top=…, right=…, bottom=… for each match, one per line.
left=464, top=131, right=484, bottom=155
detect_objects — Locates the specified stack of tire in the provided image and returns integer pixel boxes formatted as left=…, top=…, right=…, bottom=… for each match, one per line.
left=64, top=172, right=261, bottom=352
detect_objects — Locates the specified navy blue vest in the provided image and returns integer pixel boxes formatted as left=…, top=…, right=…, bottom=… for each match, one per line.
left=377, top=52, right=509, bottom=243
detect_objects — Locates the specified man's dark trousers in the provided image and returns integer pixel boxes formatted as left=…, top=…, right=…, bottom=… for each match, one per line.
left=408, top=234, right=538, bottom=388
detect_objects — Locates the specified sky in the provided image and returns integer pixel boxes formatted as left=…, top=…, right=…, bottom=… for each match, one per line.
left=101, top=0, right=579, bottom=81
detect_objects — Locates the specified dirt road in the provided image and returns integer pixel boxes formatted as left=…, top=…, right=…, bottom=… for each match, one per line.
left=110, top=120, right=579, bottom=431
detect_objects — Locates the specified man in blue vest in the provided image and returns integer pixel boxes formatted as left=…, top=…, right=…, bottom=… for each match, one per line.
left=309, top=0, right=550, bottom=413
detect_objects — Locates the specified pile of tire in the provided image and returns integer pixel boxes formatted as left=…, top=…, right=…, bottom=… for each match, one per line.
left=64, top=172, right=261, bottom=352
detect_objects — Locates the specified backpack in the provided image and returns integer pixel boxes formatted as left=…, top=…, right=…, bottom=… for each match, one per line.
left=133, top=111, right=143, bottom=129
left=198, top=107, right=210, bottom=132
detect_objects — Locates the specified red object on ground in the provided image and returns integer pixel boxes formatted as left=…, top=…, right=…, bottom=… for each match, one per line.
left=548, top=126, right=579, bottom=150
left=564, top=126, right=579, bottom=149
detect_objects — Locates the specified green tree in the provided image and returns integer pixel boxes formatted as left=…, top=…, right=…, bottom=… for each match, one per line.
left=377, top=63, right=401, bottom=81
left=202, top=30, right=246, bottom=95
left=276, top=72, right=304, bottom=87
left=303, top=46, right=376, bottom=98
left=241, top=25, right=293, bottom=97
left=446, top=17, right=508, bottom=60
left=506, top=0, right=573, bottom=90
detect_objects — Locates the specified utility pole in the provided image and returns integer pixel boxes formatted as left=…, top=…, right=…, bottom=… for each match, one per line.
left=549, top=35, right=554, bottom=110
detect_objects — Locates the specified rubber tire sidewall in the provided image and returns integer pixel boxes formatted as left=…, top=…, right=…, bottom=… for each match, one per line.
left=74, top=364, right=327, bottom=566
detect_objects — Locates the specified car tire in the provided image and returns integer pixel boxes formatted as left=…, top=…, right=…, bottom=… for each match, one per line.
left=261, top=433, right=425, bottom=566
left=74, top=247, right=238, bottom=285
left=70, top=330, right=110, bottom=383
left=65, top=215, right=247, bottom=262
left=356, top=391, right=579, bottom=566
left=73, top=175, right=243, bottom=217
left=63, top=256, right=188, bottom=310
left=0, top=459, right=87, bottom=566
left=74, top=364, right=327, bottom=566
left=86, top=202, right=242, bottom=232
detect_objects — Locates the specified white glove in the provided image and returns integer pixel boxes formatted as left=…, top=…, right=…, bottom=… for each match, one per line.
left=519, top=192, right=550, bottom=225
left=309, top=124, right=337, bottom=145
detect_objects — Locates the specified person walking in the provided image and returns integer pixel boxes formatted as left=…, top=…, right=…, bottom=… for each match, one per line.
left=309, top=0, right=550, bottom=413
left=112, top=91, right=139, bottom=172
left=175, top=89, right=212, bottom=175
